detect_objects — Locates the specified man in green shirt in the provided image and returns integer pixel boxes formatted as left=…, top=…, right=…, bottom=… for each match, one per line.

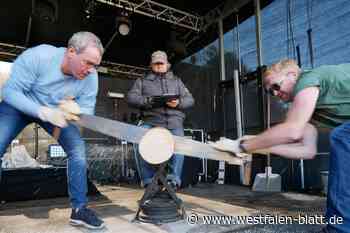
left=211, top=59, right=350, bottom=233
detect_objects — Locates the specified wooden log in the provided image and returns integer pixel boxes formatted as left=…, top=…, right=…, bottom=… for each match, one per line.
left=139, top=127, right=175, bottom=164
left=138, top=127, right=248, bottom=165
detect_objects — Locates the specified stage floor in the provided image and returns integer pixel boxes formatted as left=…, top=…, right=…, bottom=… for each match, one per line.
left=0, top=183, right=326, bottom=233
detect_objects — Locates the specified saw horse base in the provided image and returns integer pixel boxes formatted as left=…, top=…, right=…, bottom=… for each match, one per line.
left=133, top=163, right=186, bottom=224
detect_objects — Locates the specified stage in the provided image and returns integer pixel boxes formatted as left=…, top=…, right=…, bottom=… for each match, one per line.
left=0, top=183, right=326, bottom=233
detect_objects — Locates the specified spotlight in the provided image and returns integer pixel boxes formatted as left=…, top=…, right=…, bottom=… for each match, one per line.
left=116, top=11, right=131, bottom=36
left=118, top=23, right=130, bottom=36
left=104, top=10, right=132, bottom=51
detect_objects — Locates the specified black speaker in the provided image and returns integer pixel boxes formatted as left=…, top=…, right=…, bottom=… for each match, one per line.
left=33, top=0, right=59, bottom=23
left=0, top=167, right=99, bottom=202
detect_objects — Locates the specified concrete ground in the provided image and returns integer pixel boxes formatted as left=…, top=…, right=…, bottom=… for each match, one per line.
left=0, top=183, right=326, bottom=233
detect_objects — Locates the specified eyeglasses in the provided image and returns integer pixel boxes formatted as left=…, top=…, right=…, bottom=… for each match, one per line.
left=81, top=59, right=99, bottom=70
left=266, top=79, right=285, bottom=96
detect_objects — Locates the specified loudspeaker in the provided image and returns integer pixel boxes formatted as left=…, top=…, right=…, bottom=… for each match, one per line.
left=33, top=0, right=59, bottom=23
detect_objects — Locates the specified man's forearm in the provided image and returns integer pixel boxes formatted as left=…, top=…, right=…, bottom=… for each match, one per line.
left=246, top=123, right=317, bottom=160
left=2, top=88, right=41, bottom=118
left=242, top=122, right=305, bottom=152
left=267, top=123, right=317, bottom=159
left=263, top=143, right=315, bottom=160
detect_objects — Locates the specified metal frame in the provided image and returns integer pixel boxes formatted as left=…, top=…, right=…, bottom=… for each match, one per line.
left=217, top=18, right=226, bottom=185
left=0, top=43, right=26, bottom=60
left=184, top=128, right=207, bottom=182
left=94, top=0, right=203, bottom=32
left=184, top=0, right=251, bottom=47
left=99, top=61, right=149, bottom=78
left=92, top=0, right=256, bottom=56
left=1, top=0, right=259, bottom=78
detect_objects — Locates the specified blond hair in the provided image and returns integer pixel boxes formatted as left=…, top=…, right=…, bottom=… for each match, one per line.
left=263, top=59, right=301, bottom=82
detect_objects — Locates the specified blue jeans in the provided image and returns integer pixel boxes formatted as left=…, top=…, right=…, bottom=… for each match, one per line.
left=134, top=124, right=184, bottom=187
left=326, top=121, right=350, bottom=233
left=0, top=102, right=87, bottom=209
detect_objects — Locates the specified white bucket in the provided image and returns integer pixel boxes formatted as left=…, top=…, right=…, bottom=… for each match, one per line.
left=252, top=166, right=281, bottom=192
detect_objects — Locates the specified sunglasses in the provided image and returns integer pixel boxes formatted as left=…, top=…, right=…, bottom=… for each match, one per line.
left=266, top=79, right=284, bottom=96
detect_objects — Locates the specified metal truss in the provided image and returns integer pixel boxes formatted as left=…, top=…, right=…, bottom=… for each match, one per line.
left=0, top=43, right=26, bottom=61
left=91, top=0, right=253, bottom=56
left=94, top=0, right=203, bottom=32
left=184, top=0, right=251, bottom=47
left=100, top=61, right=149, bottom=78
left=0, top=42, right=148, bottom=78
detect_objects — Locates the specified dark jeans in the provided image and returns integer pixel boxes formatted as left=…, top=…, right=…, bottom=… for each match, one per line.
left=0, top=102, right=87, bottom=209
left=133, top=124, right=184, bottom=186
left=326, top=121, right=350, bottom=233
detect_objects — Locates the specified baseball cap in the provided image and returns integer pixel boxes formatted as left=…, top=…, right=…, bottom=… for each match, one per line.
left=151, top=50, right=168, bottom=64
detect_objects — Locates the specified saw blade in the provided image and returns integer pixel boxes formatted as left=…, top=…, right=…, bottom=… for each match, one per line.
left=74, top=114, right=148, bottom=143
left=74, top=114, right=246, bottom=165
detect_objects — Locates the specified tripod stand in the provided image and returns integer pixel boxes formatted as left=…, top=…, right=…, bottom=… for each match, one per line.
left=133, top=162, right=185, bottom=224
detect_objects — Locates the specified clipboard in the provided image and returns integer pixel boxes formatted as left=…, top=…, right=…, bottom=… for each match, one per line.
left=151, top=94, right=179, bottom=108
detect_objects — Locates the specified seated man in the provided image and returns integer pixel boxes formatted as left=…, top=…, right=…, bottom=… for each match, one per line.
left=127, top=50, right=194, bottom=189
left=211, top=59, right=350, bottom=233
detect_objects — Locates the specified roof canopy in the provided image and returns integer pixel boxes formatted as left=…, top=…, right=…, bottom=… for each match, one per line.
left=0, top=0, right=272, bottom=68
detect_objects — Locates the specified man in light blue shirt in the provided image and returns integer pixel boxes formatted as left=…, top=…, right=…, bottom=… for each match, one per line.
left=0, top=31, right=105, bottom=229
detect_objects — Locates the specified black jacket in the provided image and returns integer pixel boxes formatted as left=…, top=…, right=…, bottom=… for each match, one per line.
left=127, top=71, right=194, bottom=129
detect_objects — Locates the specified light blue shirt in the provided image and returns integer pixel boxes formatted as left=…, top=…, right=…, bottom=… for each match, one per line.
left=2, top=44, right=98, bottom=117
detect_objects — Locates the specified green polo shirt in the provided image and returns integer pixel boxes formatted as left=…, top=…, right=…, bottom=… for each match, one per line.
left=292, top=63, right=350, bottom=128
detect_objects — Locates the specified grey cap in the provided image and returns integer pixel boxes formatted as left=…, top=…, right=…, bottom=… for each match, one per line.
left=151, top=50, right=168, bottom=64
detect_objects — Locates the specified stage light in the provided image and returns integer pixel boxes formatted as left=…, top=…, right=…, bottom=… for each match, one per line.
left=104, top=10, right=132, bottom=51
left=116, top=11, right=131, bottom=36
left=118, top=23, right=130, bottom=36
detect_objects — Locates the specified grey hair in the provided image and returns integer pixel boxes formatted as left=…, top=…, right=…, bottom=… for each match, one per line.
left=68, top=31, right=104, bottom=55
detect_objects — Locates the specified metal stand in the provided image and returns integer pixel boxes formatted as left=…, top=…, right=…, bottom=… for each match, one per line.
left=133, top=163, right=186, bottom=224
left=34, top=123, right=39, bottom=159
left=107, top=92, right=132, bottom=182
left=184, top=128, right=207, bottom=183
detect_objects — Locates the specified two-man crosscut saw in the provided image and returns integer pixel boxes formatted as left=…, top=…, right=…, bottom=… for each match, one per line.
left=74, top=114, right=248, bottom=165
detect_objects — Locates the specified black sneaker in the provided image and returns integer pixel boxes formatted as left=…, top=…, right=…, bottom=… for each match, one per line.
left=70, top=206, right=105, bottom=229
